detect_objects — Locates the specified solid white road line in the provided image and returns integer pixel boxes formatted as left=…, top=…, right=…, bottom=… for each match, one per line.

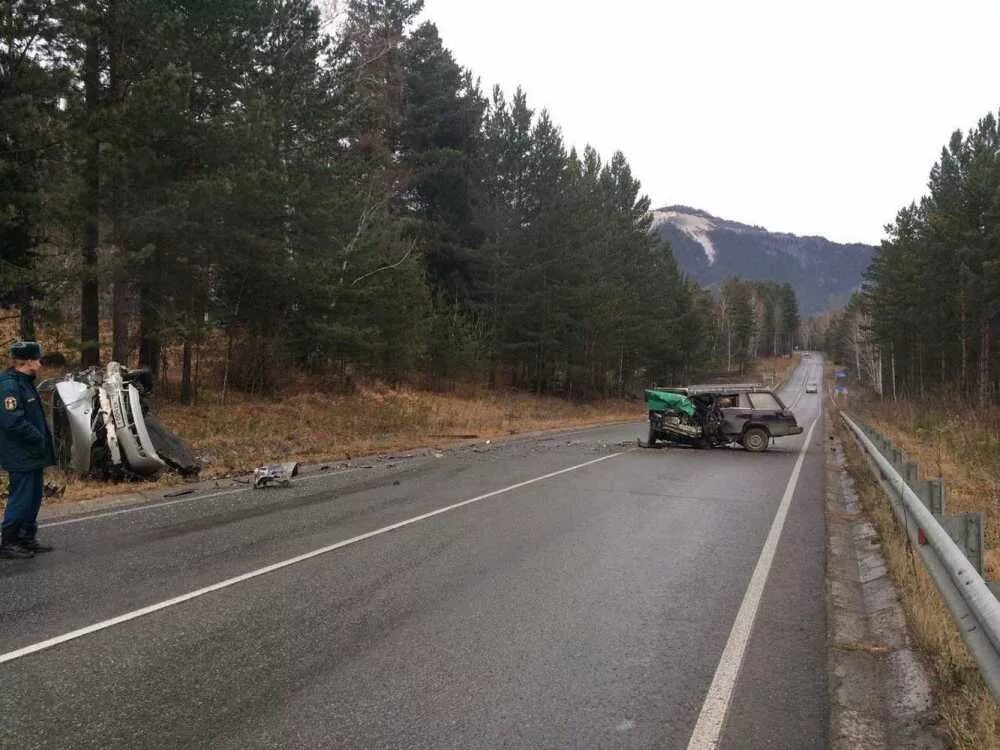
left=1, top=451, right=624, bottom=665
left=685, top=417, right=819, bottom=750
left=39, top=469, right=360, bottom=529
left=40, top=420, right=635, bottom=530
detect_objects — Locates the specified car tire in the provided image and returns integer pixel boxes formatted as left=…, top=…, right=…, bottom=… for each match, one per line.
left=742, top=426, right=769, bottom=452
left=647, top=425, right=658, bottom=448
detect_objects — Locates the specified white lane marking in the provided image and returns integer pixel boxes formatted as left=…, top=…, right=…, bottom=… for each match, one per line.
left=685, top=417, right=819, bottom=750
left=1, top=451, right=624, bottom=664
left=39, top=420, right=634, bottom=530
left=40, top=469, right=360, bottom=529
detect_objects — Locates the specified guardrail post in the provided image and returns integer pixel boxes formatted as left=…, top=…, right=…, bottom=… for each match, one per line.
left=927, top=479, right=946, bottom=516
left=918, top=479, right=933, bottom=511
left=940, top=512, right=985, bottom=575
left=841, top=412, right=1000, bottom=701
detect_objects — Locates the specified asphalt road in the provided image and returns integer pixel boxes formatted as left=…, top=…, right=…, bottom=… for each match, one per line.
left=0, top=357, right=827, bottom=749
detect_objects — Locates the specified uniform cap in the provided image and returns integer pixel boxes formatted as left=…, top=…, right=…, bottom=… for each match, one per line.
left=10, top=341, right=43, bottom=360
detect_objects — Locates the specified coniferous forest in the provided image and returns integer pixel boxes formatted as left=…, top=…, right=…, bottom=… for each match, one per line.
left=1, top=0, right=799, bottom=400
left=824, top=109, right=1000, bottom=406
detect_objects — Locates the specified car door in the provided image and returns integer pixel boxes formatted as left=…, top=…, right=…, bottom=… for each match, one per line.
left=745, top=390, right=794, bottom=435
left=718, top=392, right=753, bottom=438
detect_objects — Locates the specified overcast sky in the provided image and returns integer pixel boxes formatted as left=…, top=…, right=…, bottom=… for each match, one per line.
left=419, top=0, right=1000, bottom=245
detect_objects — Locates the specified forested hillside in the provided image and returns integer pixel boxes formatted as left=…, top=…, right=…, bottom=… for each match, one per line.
left=1, top=0, right=799, bottom=401
left=652, top=206, right=873, bottom=316
left=825, top=108, right=1000, bottom=405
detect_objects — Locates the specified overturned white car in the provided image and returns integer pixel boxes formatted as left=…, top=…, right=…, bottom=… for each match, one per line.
left=41, top=362, right=200, bottom=480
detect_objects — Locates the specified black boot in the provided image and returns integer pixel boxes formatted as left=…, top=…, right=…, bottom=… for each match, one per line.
left=0, top=530, right=34, bottom=559
left=20, top=538, right=53, bottom=554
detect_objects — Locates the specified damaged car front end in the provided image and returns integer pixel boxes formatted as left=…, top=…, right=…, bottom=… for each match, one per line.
left=644, top=384, right=803, bottom=452
left=43, top=362, right=199, bottom=479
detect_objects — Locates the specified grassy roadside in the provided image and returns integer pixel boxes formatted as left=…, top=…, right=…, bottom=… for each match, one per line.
left=747, top=352, right=801, bottom=390
left=847, top=397, right=1000, bottom=580
left=30, top=386, right=638, bottom=507
left=19, top=352, right=804, bottom=508
left=831, top=384, right=1000, bottom=747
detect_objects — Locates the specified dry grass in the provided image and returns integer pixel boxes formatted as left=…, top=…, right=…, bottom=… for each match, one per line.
left=854, top=397, right=1000, bottom=581
left=747, top=352, right=801, bottom=389
left=834, top=406, right=1000, bottom=748
left=24, top=385, right=636, bottom=507
left=160, top=385, right=635, bottom=476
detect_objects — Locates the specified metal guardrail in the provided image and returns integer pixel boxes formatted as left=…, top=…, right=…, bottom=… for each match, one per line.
left=841, top=412, right=1000, bottom=701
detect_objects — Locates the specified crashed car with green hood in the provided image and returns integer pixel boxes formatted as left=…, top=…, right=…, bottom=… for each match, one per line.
left=644, top=384, right=803, bottom=452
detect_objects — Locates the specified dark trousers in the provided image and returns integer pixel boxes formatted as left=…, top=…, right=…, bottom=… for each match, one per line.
left=2, top=469, right=44, bottom=540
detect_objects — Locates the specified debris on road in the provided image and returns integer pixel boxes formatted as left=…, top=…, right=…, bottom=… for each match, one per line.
left=43, top=483, right=65, bottom=498
left=252, top=462, right=299, bottom=489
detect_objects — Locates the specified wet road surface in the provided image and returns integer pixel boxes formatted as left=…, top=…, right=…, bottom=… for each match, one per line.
left=0, top=357, right=827, bottom=748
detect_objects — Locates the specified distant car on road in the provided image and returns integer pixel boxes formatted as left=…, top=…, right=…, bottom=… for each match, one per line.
left=806, top=382, right=818, bottom=393
left=644, top=384, right=803, bottom=452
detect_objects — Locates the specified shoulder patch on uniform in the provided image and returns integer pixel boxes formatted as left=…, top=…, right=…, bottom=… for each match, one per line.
left=4, top=396, right=17, bottom=411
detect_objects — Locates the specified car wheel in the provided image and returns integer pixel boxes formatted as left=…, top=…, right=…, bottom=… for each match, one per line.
left=742, top=426, right=769, bottom=452
left=647, top=425, right=658, bottom=447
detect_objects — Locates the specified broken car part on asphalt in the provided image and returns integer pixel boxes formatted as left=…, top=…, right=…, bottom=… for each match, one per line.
left=252, top=462, right=300, bottom=489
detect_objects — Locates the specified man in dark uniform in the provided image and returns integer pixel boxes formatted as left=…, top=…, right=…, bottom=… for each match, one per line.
left=0, top=341, right=56, bottom=559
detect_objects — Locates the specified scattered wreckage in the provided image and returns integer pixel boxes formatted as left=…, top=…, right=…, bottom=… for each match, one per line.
left=643, top=384, right=803, bottom=452
left=40, top=362, right=200, bottom=480
left=252, top=462, right=299, bottom=489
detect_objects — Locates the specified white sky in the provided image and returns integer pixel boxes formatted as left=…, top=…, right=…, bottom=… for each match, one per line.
left=420, top=0, right=1000, bottom=245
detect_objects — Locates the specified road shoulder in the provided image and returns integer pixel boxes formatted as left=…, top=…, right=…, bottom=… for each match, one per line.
left=825, top=416, right=942, bottom=749
left=36, top=419, right=640, bottom=524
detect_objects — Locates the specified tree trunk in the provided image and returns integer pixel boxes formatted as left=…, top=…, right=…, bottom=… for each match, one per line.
left=726, top=327, right=732, bottom=373
left=877, top=345, right=884, bottom=398
left=180, top=339, right=193, bottom=405
left=221, top=329, right=233, bottom=405
left=80, top=19, right=101, bottom=367
left=979, top=319, right=991, bottom=409
left=960, top=288, right=968, bottom=396
left=192, top=343, right=200, bottom=406
left=138, top=284, right=161, bottom=377
left=18, top=296, right=35, bottom=341
left=891, top=343, right=897, bottom=402
left=159, top=348, right=169, bottom=397
left=110, top=0, right=130, bottom=365
left=111, top=284, right=130, bottom=363
left=180, top=281, right=203, bottom=405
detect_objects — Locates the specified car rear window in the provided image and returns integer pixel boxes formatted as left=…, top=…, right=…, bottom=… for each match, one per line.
left=747, top=392, right=782, bottom=410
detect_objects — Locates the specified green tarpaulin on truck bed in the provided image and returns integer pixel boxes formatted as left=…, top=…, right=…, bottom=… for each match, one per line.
left=644, top=389, right=696, bottom=417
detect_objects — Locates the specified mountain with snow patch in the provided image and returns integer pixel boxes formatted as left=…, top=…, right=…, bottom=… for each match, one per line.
left=651, top=206, right=874, bottom=315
